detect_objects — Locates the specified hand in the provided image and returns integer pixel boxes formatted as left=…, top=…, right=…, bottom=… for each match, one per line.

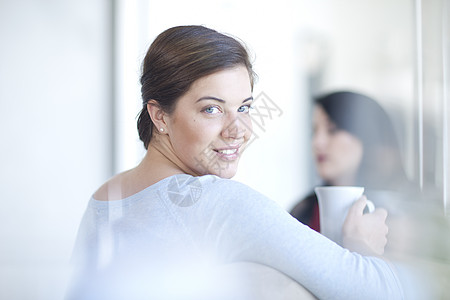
left=342, top=196, right=388, bottom=256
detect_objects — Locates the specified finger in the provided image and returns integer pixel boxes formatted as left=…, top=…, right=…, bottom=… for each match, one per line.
left=377, top=222, right=389, bottom=236
left=373, top=208, right=388, bottom=221
left=348, top=196, right=368, bottom=217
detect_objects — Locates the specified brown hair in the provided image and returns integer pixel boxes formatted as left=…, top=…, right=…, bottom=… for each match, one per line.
left=137, top=25, right=256, bottom=149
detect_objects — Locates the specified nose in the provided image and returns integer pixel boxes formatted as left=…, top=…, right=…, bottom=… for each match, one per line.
left=221, top=115, right=247, bottom=140
left=312, top=128, right=327, bottom=151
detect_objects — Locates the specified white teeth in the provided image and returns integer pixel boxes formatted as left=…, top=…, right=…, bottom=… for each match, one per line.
left=218, top=149, right=237, bottom=155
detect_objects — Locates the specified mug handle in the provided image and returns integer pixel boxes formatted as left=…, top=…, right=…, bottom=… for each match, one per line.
left=365, top=200, right=375, bottom=213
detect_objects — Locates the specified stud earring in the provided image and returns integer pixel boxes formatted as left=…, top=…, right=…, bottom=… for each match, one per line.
left=160, top=128, right=164, bottom=132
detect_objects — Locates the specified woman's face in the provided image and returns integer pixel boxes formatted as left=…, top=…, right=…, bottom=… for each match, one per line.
left=164, top=65, right=253, bottom=178
left=312, top=105, right=363, bottom=185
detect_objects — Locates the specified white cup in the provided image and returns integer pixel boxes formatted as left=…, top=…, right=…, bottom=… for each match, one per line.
left=314, top=186, right=375, bottom=245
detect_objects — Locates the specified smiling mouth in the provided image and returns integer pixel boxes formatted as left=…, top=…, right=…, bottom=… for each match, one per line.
left=216, top=148, right=238, bottom=155
left=213, top=146, right=240, bottom=160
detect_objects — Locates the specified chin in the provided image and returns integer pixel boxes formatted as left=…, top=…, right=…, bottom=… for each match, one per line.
left=317, top=171, right=334, bottom=183
left=213, top=170, right=236, bottom=179
left=210, top=165, right=238, bottom=179
left=199, top=159, right=240, bottom=179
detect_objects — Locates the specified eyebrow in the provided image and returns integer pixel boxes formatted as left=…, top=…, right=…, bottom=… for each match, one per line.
left=196, top=96, right=253, bottom=103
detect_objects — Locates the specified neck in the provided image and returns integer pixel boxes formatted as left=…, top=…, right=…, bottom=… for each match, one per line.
left=138, top=135, right=199, bottom=179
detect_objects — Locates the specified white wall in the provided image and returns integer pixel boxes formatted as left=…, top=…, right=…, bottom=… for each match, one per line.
left=312, top=0, right=417, bottom=180
left=0, top=1, right=111, bottom=299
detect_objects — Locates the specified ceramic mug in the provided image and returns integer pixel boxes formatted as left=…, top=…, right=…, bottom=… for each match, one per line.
left=314, top=186, right=374, bottom=245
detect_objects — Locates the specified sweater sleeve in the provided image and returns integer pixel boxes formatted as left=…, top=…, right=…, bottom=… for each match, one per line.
left=168, top=177, right=405, bottom=300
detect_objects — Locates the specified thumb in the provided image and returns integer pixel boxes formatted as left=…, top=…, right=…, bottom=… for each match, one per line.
left=347, top=196, right=367, bottom=217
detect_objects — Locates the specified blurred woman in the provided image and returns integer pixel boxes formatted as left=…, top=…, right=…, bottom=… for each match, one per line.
left=290, top=91, right=410, bottom=231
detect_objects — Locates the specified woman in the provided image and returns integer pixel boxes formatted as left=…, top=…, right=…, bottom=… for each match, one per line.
left=290, top=91, right=410, bottom=232
left=68, top=26, right=403, bottom=299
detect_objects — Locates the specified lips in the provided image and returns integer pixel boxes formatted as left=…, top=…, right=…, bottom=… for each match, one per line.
left=316, top=154, right=327, bottom=163
left=214, top=145, right=240, bottom=160
left=217, top=149, right=237, bottom=155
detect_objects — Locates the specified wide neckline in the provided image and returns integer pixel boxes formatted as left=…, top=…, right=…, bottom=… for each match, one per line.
left=90, top=174, right=186, bottom=206
left=89, top=174, right=221, bottom=208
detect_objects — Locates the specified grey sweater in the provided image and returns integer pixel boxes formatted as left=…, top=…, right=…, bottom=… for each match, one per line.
left=67, top=174, right=404, bottom=300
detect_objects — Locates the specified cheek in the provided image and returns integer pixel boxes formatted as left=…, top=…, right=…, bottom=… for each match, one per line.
left=244, top=118, right=253, bottom=139
left=171, top=116, right=203, bottom=150
left=173, top=117, right=221, bottom=151
left=237, top=114, right=252, bottom=138
left=335, top=136, right=363, bottom=166
left=352, top=144, right=364, bottom=167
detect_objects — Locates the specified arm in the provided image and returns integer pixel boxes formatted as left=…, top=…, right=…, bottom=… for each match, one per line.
left=192, top=179, right=404, bottom=300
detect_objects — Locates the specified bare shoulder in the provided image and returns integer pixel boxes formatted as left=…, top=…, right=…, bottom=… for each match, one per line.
left=93, top=171, right=131, bottom=201
left=92, top=162, right=181, bottom=201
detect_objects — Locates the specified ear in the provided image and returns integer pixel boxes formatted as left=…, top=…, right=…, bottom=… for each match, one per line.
left=147, top=100, right=168, bottom=133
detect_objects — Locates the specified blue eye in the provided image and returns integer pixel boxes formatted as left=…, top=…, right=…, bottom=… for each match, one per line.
left=238, top=105, right=252, bottom=113
left=203, top=106, right=221, bottom=114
